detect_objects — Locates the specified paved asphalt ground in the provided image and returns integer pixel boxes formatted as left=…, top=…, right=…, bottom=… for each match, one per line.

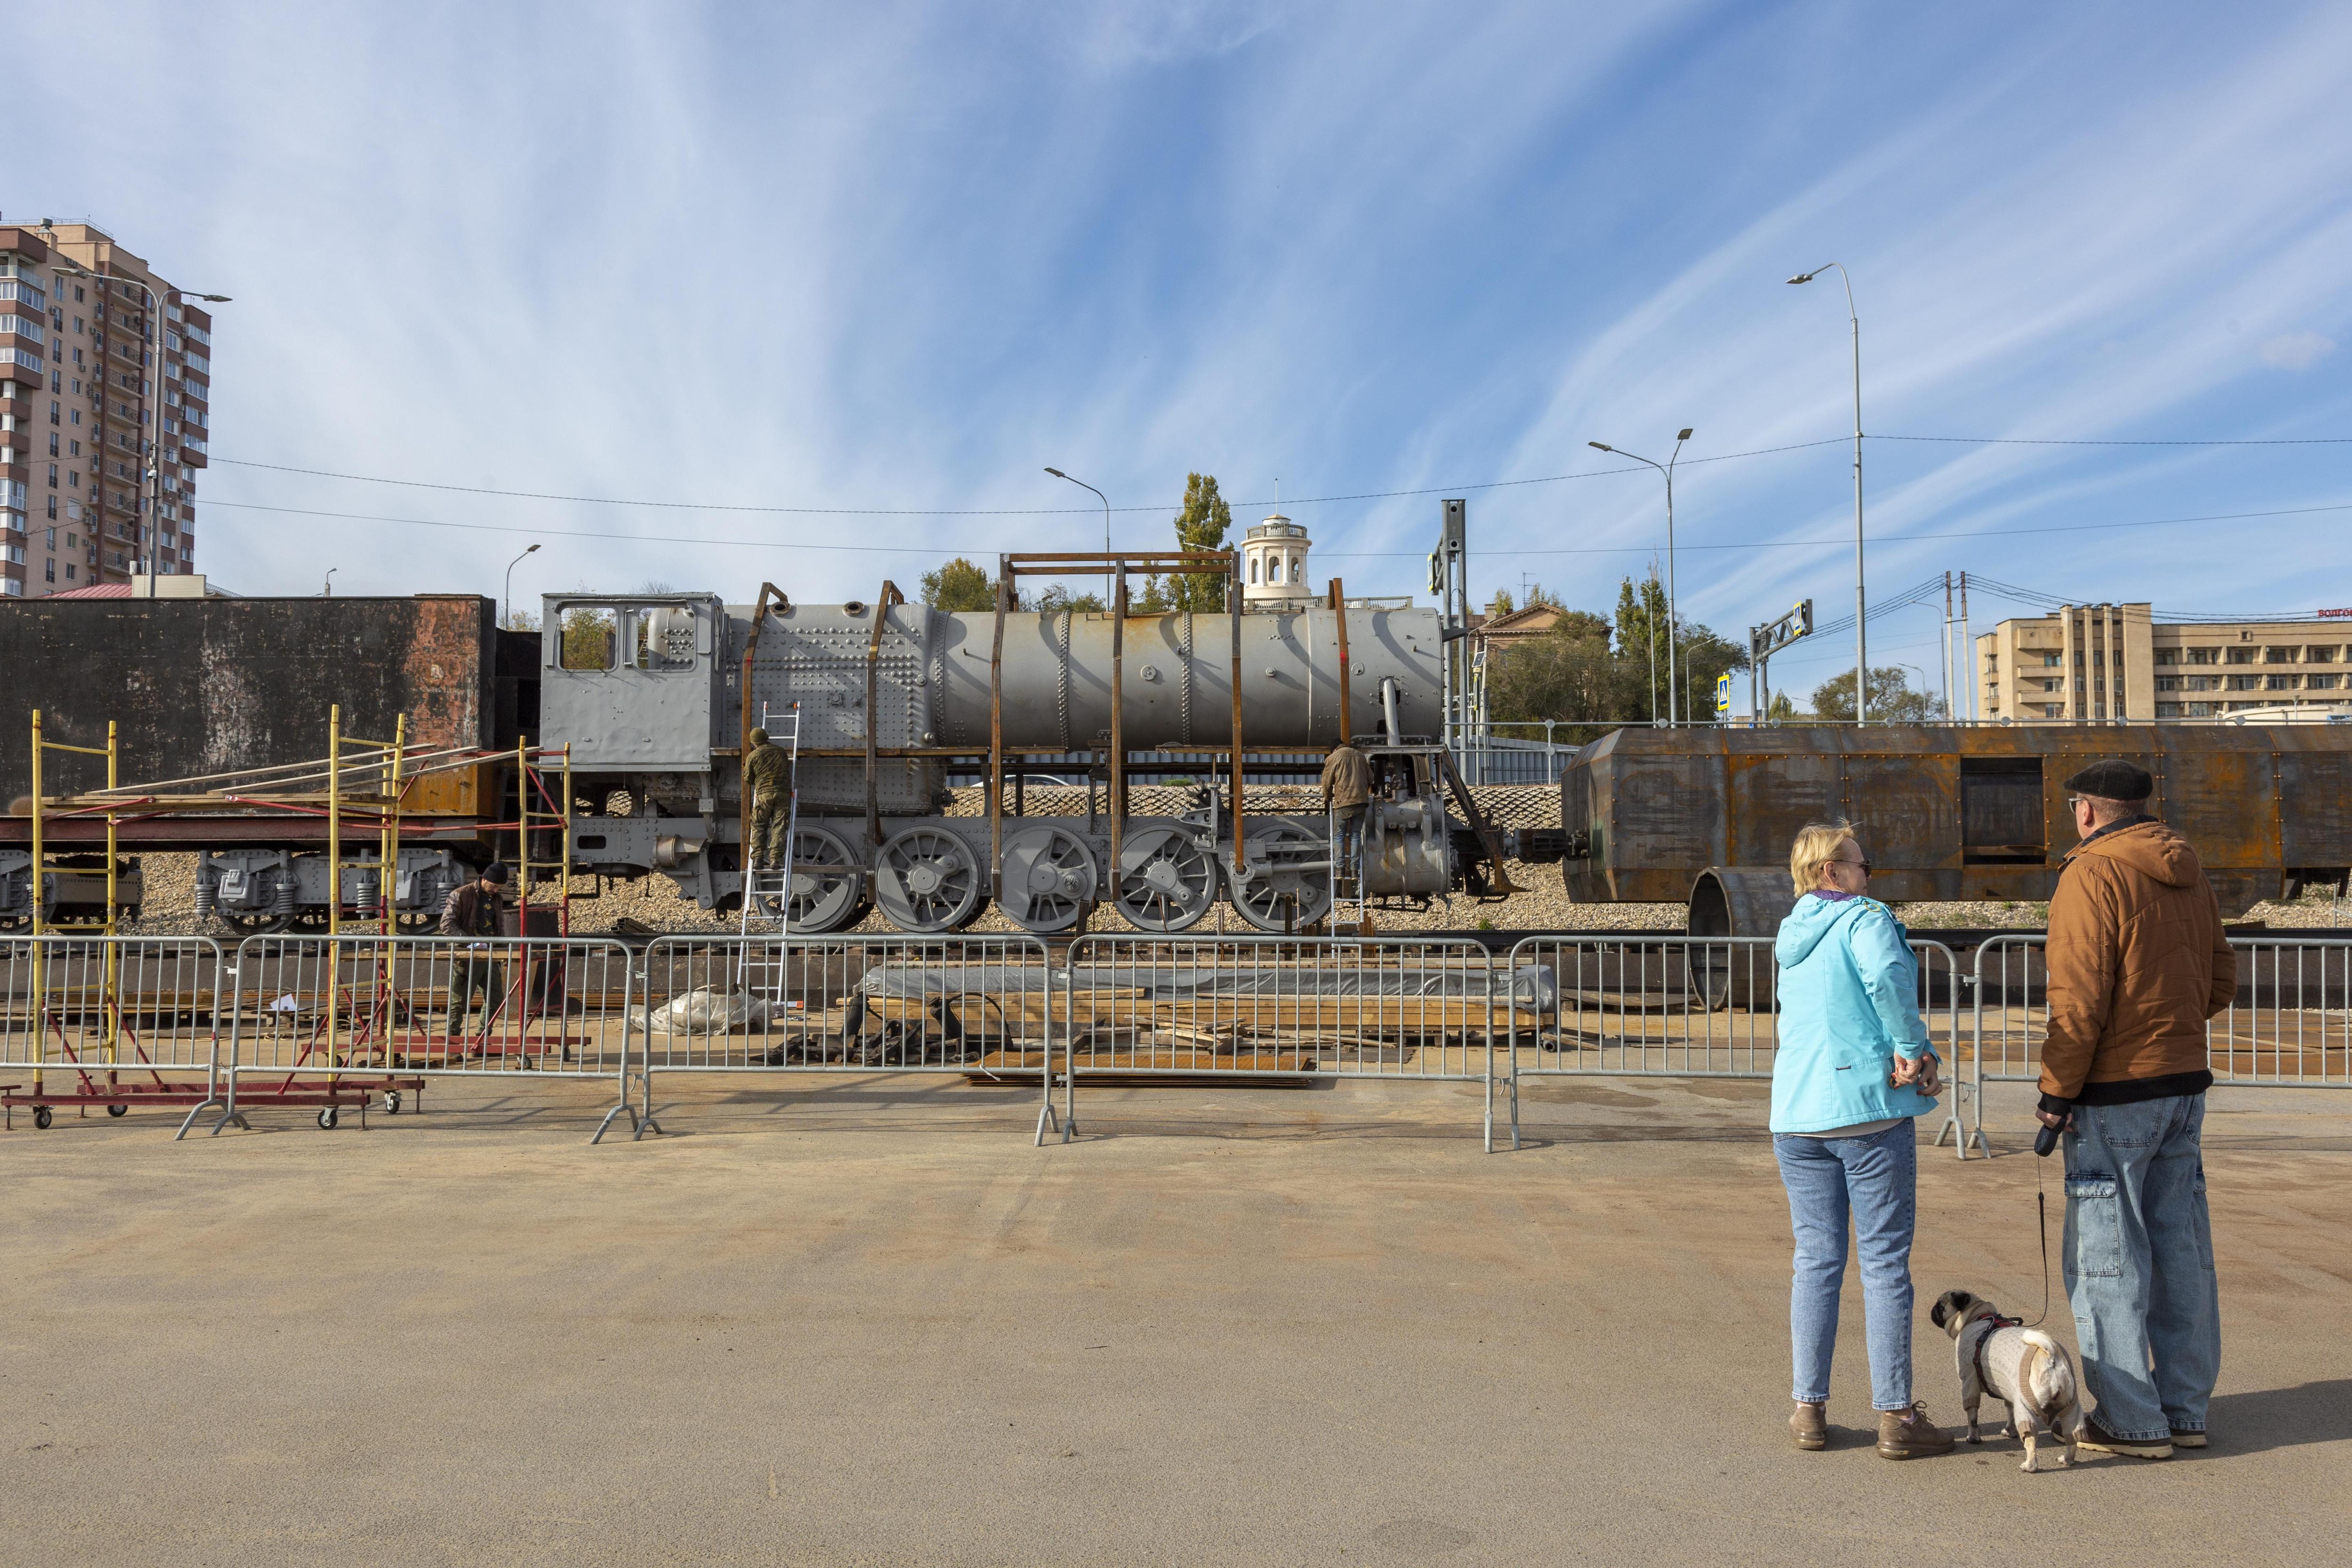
left=3, top=1072, right=2346, bottom=1566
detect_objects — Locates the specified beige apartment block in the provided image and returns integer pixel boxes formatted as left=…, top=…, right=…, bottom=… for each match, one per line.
left=0, top=218, right=211, bottom=599
left=1976, top=603, right=2352, bottom=722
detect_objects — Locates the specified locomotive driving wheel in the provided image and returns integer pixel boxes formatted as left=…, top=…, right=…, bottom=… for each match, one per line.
left=1114, top=825, right=1216, bottom=932
left=996, top=826, right=1099, bottom=934
left=754, top=823, right=869, bottom=933
left=872, top=827, right=983, bottom=933
left=1226, top=823, right=1334, bottom=932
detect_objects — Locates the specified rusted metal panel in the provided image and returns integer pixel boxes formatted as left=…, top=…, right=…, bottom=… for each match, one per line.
left=0, top=595, right=500, bottom=808
left=1843, top=754, right=1959, bottom=901
left=2280, top=749, right=2349, bottom=866
left=1728, top=741, right=1841, bottom=869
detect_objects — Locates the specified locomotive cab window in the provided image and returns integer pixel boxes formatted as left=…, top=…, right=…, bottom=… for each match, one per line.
left=631, top=605, right=698, bottom=672
left=559, top=605, right=618, bottom=669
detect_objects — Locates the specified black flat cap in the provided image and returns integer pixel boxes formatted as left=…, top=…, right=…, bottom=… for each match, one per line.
left=2063, top=759, right=2153, bottom=802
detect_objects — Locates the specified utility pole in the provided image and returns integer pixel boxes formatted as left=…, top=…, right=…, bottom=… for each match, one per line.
left=1941, top=571, right=1954, bottom=720
left=1958, top=572, right=1972, bottom=721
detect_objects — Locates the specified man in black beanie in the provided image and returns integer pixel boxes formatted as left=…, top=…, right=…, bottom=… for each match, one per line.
left=2034, top=759, right=2235, bottom=1459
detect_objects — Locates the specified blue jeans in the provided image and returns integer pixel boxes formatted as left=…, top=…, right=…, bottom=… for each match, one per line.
left=1774, top=1120, right=1918, bottom=1410
left=2063, top=1095, right=2220, bottom=1442
left=1333, top=807, right=1364, bottom=879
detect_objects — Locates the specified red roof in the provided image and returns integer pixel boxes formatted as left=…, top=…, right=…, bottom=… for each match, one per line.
left=41, top=584, right=140, bottom=598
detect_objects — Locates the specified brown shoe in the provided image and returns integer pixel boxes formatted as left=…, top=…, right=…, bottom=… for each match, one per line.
left=2076, top=1415, right=2172, bottom=1459
left=1790, top=1402, right=1828, bottom=1450
left=1877, top=1403, right=1956, bottom=1459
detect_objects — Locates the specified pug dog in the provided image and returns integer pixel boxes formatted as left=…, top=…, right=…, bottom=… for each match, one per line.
left=1929, top=1289, right=2082, bottom=1472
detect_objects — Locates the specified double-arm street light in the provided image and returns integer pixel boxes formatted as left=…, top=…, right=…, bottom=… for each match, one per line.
left=1589, top=429, right=1693, bottom=724
left=1787, top=263, right=1867, bottom=723
left=505, top=541, right=542, bottom=629
left=53, top=263, right=230, bottom=598
left=1044, top=467, right=1112, bottom=606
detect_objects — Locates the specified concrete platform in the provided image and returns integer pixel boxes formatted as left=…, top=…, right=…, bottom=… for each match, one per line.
left=2, top=1072, right=2346, bottom=1566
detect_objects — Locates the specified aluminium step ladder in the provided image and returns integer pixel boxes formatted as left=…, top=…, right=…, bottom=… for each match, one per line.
left=737, top=703, right=803, bottom=980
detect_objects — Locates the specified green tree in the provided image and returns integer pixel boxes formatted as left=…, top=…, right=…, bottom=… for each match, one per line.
left=1486, top=588, right=1514, bottom=616
left=1766, top=689, right=1798, bottom=722
left=560, top=604, right=616, bottom=669
left=1486, top=613, right=1621, bottom=727
left=1609, top=573, right=1748, bottom=723
left=1613, top=574, right=1669, bottom=721
left=1675, top=623, right=1751, bottom=725
left=919, top=557, right=997, bottom=611
left=1811, top=666, right=1947, bottom=723
left=1035, top=582, right=1108, bottom=614
left=1169, top=472, right=1232, bottom=612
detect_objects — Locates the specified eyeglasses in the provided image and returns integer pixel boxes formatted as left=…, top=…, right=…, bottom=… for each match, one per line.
left=1832, top=856, right=1872, bottom=874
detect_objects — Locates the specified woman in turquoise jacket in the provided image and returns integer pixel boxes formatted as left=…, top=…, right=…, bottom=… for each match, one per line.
left=1771, top=822, right=1950, bottom=1461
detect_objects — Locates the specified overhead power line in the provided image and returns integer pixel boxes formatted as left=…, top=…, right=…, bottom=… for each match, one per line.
left=198, top=495, right=2352, bottom=562
left=212, top=438, right=1849, bottom=517
left=1878, top=435, right=2352, bottom=447
left=210, top=428, right=2352, bottom=517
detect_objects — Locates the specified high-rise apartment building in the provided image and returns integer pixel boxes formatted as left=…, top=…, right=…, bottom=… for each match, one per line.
left=1977, top=602, right=2352, bottom=722
left=0, top=219, right=211, bottom=598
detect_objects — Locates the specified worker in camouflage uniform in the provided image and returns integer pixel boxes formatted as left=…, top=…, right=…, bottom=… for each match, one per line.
left=744, top=726, right=794, bottom=870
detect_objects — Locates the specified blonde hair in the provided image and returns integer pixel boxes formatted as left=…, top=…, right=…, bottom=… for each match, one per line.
left=1789, top=821, right=1859, bottom=897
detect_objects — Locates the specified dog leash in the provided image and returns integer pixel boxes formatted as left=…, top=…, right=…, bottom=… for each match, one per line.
left=2021, top=1144, right=2053, bottom=1329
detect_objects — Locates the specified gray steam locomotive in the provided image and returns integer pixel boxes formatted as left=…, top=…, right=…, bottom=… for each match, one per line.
left=549, top=589, right=1521, bottom=932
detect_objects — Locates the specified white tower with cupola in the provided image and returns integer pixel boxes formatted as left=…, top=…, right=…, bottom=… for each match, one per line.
left=1240, top=514, right=1313, bottom=610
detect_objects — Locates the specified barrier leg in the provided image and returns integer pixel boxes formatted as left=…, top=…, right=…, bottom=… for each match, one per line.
left=209, top=1065, right=251, bottom=1135
left=631, top=1065, right=666, bottom=1140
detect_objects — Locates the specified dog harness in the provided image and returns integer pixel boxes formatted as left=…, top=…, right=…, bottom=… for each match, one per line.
left=1969, top=1314, right=2026, bottom=1393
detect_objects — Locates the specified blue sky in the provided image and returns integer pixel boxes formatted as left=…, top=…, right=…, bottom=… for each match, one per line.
left=19, top=2, right=2352, bottom=708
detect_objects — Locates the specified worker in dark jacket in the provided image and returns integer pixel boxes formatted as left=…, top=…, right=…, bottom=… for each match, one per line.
left=1319, top=741, right=1372, bottom=876
left=2034, top=760, right=2237, bottom=1460
left=439, top=862, right=509, bottom=1040
left=744, top=726, right=794, bottom=870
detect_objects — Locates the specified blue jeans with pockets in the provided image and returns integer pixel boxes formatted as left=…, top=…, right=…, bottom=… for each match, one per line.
left=2063, top=1094, right=2220, bottom=1442
left=1774, top=1120, right=1918, bottom=1411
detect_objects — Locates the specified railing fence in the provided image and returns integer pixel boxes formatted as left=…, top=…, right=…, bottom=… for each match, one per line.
left=3, top=931, right=2343, bottom=1147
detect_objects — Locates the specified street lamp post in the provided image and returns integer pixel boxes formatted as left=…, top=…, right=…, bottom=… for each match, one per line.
left=1044, top=467, right=1112, bottom=607
left=1589, top=430, right=1692, bottom=724
left=54, top=264, right=230, bottom=598
left=505, top=541, right=542, bottom=629
left=1787, top=264, right=1865, bottom=724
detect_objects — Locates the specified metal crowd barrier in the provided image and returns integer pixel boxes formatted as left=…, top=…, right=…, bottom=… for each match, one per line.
left=1971, top=933, right=2352, bottom=1152
left=0, top=936, right=227, bottom=1138
left=222, top=934, right=640, bottom=1141
left=2210, top=938, right=2352, bottom=1089
left=1503, top=934, right=1968, bottom=1154
left=1058, top=935, right=1525, bottom=1151
left=634, top=934, right=1061, bottom=1144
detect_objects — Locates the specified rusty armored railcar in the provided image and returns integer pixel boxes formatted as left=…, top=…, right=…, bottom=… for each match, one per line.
left=1, top=594, right=537, bottom=929
left=1559, top=724, right=2352, bottom=934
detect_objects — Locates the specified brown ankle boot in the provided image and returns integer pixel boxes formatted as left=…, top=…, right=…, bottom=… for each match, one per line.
left=1877, top=1403, right=1955, bottom=1459
left=1790, top=1402, right=1828, bottom=1450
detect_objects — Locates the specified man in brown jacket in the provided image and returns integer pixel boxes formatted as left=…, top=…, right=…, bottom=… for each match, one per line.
left=1319, top=741, right=1372, bottom=877
left=2034, top=760, right=2235, bottom=1460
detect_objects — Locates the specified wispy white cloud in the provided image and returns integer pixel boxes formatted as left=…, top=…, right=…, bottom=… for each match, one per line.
left=2260, top=331, right=2336, bottom=371
left=12, top=0, right=2352, bottom=645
